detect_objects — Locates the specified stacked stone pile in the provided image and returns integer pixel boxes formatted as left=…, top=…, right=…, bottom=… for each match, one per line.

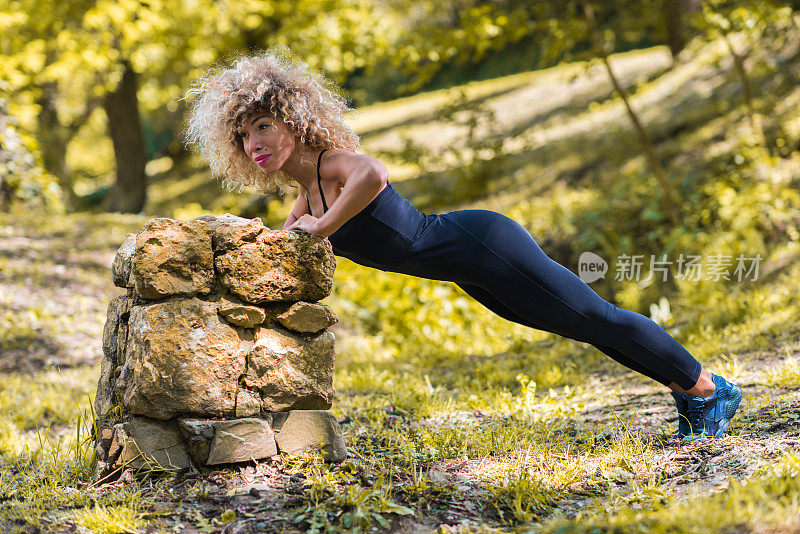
left=94, top=214, right=347, bottom=476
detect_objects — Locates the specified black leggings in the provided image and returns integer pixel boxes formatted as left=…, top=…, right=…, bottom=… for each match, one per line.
left=391, top=209, right=702, bottom=390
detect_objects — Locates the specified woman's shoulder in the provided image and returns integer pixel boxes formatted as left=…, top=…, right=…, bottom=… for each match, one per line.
left=322, top=149, right=388, bottom=184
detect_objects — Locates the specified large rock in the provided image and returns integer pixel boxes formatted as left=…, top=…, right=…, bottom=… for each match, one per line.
left=111, top=233, right=136, bottom=288
left=275, top=301, right=339, bottom=333
left=112, top=416, right=191, bottom=470
left=116, top=297, right=253, bottom=419
left=244, top=325, right=335, bottom=412
left=132, top=218, right=214, bottom=299
left=272, top=410, right=347, bottom=462
left=178, top=418, right=277, bottom=465
left=215, top=230, right=336, bottom=303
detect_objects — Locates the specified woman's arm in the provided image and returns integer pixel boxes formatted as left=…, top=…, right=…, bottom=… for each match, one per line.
left=313, top=153, right=388, bottom=238
left=282, top=184, right=310, bottom=230
left=287, top=152, right=389, bottom=238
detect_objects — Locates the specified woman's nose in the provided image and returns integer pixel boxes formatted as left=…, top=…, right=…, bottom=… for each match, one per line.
left=247, top=135, right=262, bottom=154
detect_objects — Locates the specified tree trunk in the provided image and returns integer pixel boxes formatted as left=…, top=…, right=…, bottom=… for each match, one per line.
left=104, top=60, right=148, bottom=213
left=36, top=84, right=78, bottom=211
left=581, top=0, right=681, bottom=226
left=663, top=0, right=702, bottom=61
left=663, top=0, right=686, bottom=59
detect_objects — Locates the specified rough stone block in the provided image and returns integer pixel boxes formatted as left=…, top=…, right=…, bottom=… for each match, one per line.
left=244, top=325, right=335, bottom=412
left=193, top=213, right=267, bottom=253
left=101, top=295, right=133, bottom=365
left=116, top=297, right=252, bottom=419
left=132, top=218, right=214, bottom=299
left=96, top=295, right=133, bottom=417
left=111, top=233, right=136, bottom=288
left=215, top=230, right=335, bottom=303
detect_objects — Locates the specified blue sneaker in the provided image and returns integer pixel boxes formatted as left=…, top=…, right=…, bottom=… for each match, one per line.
left=683, top=374, right=742, bottom=440
left=670, top=391, right=691, bottom=439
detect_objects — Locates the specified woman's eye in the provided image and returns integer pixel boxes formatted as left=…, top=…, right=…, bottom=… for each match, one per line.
left=258, top=123, right=269, bottom=130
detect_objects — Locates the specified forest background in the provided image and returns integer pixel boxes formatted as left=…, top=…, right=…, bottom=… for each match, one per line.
left=2, top=0, right=800, bottom=532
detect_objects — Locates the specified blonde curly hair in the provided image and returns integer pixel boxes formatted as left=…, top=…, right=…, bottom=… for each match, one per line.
left=182, top=47, right=360, bottom=195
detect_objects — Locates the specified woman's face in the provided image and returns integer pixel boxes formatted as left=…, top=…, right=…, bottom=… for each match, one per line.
left=236, top=113, right=296, bottom=173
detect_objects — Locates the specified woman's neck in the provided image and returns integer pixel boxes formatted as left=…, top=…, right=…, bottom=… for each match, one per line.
left=279, top=143, right=324, bottom=192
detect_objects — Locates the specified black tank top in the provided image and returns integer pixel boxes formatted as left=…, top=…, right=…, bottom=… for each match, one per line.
left=305, top=148, right=330, bottom=215
left=302, top=148, right=431, bottom=271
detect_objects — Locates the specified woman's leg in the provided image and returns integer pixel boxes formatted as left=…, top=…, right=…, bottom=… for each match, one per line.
left=455, top=281, right=674, bottom=386
left=441, top=210, right=703, bottom=391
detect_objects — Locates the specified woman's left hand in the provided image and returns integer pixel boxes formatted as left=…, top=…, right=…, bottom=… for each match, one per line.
left=286, top=214, right=326, bottom=237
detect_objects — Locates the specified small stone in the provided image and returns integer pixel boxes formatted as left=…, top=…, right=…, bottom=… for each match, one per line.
left=267, top=412, right=289, bottom=430
left=274, top=301, right=339, bottom=333
left=273, top=410, right=347, bottom=462
left=196, top=214, right=266, bottom=253
left=218, top=295, right=267, bottom=328
left=177, top=419, right=214, bottom=465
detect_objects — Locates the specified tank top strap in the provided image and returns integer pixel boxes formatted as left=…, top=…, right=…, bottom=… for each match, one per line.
left=317, top=148, right=330, bottom=213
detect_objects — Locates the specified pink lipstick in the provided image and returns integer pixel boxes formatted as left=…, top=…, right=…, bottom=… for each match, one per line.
left=254, top=154, right=271, bottom=165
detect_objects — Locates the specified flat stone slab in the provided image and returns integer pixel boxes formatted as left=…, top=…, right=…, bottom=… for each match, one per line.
left=178, top=418, right=277, bottom=465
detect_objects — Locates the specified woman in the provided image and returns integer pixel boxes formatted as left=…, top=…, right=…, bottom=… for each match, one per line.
left=183, top=48, right=741, bottom=440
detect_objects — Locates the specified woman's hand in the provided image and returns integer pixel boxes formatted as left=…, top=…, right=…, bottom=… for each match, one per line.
left=286, top=214, right=326, bottom=238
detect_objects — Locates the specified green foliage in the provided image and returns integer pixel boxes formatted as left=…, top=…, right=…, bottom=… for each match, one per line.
left=545, top=451, right=800, bottom=532
left=0, top=99, right=63, bottom=214
left=291, top=461, right=414, bottom=533
left=761, top=350, right=800, bottom=388
left=489, top=467, right=561, bottom=524
left=0, top=368, right=96, bottom=433
left=72, top=503, right=143, bottom=534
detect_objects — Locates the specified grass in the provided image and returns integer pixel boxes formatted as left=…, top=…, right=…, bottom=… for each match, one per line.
left=3, top=27, right=800, bottom=533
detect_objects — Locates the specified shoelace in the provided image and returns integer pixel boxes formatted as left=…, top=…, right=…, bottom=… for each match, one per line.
left=684, top=396, right=713, bottom=436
